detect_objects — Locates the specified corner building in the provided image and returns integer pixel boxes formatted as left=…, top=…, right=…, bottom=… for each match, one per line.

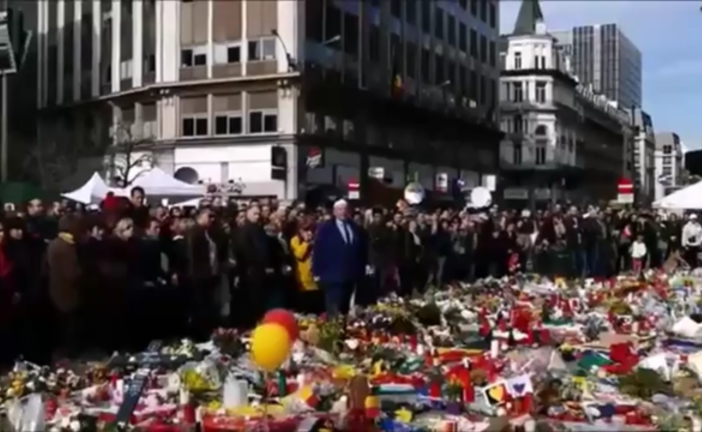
left=33, top=0, right=503, bottom=202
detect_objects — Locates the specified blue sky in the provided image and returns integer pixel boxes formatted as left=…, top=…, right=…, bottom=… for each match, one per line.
left=499, top=0, right=702, bottom=150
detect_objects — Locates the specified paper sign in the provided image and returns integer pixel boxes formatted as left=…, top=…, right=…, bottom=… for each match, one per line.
left=482, top=381, right=508, bottom=406
left=505, top=374, right=533, bottom=397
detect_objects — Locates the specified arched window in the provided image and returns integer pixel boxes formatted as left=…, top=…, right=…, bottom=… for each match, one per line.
left=174, top=166, right=199, bottom=184
left=535, top=125, right=547, bottom=135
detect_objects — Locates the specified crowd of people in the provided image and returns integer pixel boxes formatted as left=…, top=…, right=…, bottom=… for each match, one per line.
left=0, top=187, right=700, bottom=366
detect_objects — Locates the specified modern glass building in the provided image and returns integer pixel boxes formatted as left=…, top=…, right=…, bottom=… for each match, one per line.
left=551, top=23, right=642, bottom=109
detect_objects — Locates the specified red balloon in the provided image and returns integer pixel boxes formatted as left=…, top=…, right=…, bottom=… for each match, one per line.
left=262, top=309, right=299, bottom=340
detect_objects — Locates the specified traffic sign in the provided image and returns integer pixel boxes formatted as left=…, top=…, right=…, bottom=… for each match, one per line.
left=347, top=180, right=360, bottom=200
left=617, top=177, right=634, bottom=204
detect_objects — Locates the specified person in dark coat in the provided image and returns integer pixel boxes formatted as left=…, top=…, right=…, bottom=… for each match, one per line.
left=21, top=199, right=57, bottom=364
left=184, top=207, right=220, bottom=340
left=167, top=218, right=190, bottom=336
left=99, top=217, right=135, bottom=351
left=233, top=206, right=282, bottom=328
left=312, top=200, right=366, bottom=318
left=135, top=218, right=168, bottom=344
left=47, top=215, right=85, bottom=359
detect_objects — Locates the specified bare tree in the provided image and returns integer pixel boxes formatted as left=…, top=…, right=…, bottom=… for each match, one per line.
left=104, top=122, right=157, bottom=188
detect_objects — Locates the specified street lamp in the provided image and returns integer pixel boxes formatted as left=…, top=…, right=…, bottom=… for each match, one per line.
left=271, top=29, right=297, bottom=72
left=323, top=35, right=341, bottom=46
left=0, top=8, right=31, bottom=182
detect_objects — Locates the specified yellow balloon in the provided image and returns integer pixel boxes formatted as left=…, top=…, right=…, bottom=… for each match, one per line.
left=250, top=323, right=292, bottom=372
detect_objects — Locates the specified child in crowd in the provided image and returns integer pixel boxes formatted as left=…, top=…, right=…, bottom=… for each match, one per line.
left=630, top=234, right=647, bottom=274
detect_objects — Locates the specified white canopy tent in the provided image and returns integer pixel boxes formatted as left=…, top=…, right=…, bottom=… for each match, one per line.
left=61, top=172, right=124, bottom=204
left=654, top=180, right=702, bottom=210
left=129, top=167, right=206, bottom=196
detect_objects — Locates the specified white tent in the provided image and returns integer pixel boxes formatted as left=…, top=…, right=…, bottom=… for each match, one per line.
left=654, top=180, right=702, bottom=209
left=61, top=172, right=121, bottom=204
left=129, top=167, right=206, bottom=196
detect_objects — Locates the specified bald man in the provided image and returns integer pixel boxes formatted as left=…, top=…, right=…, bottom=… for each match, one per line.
left=312, top=200, right=367, bottom=317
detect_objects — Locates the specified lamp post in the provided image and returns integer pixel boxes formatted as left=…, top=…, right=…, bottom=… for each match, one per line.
left=271, top=29, right=297, bottom=72
left=0, top=6, right=30, bottom=182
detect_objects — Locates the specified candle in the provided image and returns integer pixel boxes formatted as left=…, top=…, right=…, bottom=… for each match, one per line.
left=490, top=340, right=500, bottom=358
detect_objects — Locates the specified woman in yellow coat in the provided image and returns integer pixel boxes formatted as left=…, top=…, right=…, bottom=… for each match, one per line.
left=290, top=217, right=322, bottom=313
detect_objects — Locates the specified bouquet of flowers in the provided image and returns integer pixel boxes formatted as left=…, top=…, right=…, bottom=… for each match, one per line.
left=211, top=328, right=244, bottom=357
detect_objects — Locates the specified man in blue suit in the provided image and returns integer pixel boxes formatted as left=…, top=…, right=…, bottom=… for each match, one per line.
left=312, top=199, right=366, bottom=317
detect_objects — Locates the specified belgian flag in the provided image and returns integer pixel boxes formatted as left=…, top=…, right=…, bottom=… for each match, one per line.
left=390, top=38, right=403, bottom=98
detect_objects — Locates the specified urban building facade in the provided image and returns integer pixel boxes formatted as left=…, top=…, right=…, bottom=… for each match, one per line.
left=551, top=23, right=642, bottom=110
left=653, top=131, right=685, bottom=201
left=498, top=0, right=632, bottom=208
left=26, top=0, right=503, bottom=202
left=629, top=107, right=655, bottom=203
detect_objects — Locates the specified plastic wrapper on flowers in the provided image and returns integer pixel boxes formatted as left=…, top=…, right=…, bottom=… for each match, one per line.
left=8, top=272, right=702, bottom=430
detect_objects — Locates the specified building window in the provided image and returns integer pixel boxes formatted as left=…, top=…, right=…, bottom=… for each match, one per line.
left=248, top=110, right=278, bottom=134
left=663, top=145, right=672, bottom=154
left=248, top=38, right=276, bottom=61
left=663, top=156, right=672, bottom=165
left=514, top=114, right=523, bottom=133
left=181, top=117, right=208, bottom=137
left=447, top=15, right=456, bottom=46
left=369, top=26, right=380, bottom=62
left=406, top=42, right=417, bottom=79
left=390, top=0, right=401, bottom=18
left=662, top=166, right=672, bottom=176
left=469, top=70, right=477, bottom=101
left=214, top=43, right=241, bottom=64
left=434, top=8, right=444, bottom=40
left=120, top=60, right=133, bottom=79
left=434, top=55, right=444, bottom=84
left=181, top=47, right=207, bottom=67
left=514, top=143, right=522, bottom=164
left=145, top=54, right=156, bottom=73
left=489, top=41, right=495, bottom=67
left=534, top=55, right=546, bottom=69
left=514, top=52, right=521, bottom=69
left=488, top=2, right=496, bottom=29
left=470, top=29, right=477, bottom=58
left=535, top=82, right=546, bottom=103
left=214, top=113, right=243, bottom=136
left=512, top=82, right=523, bottom=102
left=479, top=35, right=487, bottom=63
left=458, top=23, right=467, bottom=52
left=421, top=1, right=431, bottom=33
left=421, top=48, right=431, bottom=83
left=406, top=1, right=416, bottom=25
left=535, top=144, right=546, bottom=165
left=470, top=0, right=478, bottom=17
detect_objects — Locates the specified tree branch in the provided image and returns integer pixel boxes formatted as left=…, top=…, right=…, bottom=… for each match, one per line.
left=105, top=122, right=157, bottom=187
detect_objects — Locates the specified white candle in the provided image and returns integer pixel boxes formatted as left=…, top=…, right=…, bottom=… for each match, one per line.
left=490, top=340, right=500, bottom=358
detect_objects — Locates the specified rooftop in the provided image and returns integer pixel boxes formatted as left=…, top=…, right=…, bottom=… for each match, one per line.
left=512, top=0, right=544, bottom=36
